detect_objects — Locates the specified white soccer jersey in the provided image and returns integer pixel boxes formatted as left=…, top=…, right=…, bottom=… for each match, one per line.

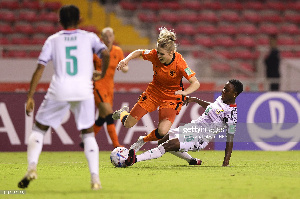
left=192, top=96, right=237, bottom=142
left=38, top=29, right=107, bottom=101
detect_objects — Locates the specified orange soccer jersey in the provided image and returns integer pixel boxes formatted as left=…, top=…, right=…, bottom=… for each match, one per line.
left=137, top=49, right=196, bottom=114
left=93, top=45, right=124, bottom=106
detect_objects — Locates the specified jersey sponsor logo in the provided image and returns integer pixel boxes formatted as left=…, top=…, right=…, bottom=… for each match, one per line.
left=247, top=92, right=300, bottom=151
left=215, top=109, right=224, bottom=114
left=184, top=67, right=192, bottom=76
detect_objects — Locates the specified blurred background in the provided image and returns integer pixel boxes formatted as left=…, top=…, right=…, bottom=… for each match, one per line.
left=1, top=0, right=300, bottom=92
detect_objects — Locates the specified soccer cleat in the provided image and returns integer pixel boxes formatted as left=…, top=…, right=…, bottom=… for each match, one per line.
left=125, top=149, right=136, bottom=167
left=129, top=136, right=145, bottom=152
left=189, top=158, right=202, bottom=165
left=91, top=173, right=102, bottom=190
left=112, top=105, right=129, bottom=120
left=18, top=169, right=37, bottom=189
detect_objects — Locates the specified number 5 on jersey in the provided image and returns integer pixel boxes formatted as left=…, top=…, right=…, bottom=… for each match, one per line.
left=66, top=46, right=78, bottom=76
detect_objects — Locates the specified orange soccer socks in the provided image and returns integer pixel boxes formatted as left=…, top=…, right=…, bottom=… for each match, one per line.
left=143, top=129, right=164, bottom=142
left=106, top=114, right=122, bottom=148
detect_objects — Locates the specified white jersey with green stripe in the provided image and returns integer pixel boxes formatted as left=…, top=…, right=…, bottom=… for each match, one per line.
left=38, top=29, right=107, bottom=101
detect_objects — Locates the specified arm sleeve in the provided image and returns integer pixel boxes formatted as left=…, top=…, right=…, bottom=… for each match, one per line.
left=91, top=33, right=107, bottom=58
left=38, top=38, right=52, bottom=65
left=142, top=49, right=156, bottom=62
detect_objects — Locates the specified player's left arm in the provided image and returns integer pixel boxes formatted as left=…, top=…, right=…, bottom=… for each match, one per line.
left=223, top=133, right=234, bottom=167
left=175, top=76, right=200, bottom=96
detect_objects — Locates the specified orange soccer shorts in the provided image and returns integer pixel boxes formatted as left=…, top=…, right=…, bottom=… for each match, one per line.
left=94, top=84, right=114, bottom=106
left=130, top=91, right=184, bottom=123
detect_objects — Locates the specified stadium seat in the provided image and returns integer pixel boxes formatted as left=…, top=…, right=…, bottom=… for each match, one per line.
left=198, top=11, right=219, bottom=23
left=159, top=11, right=178, bottom=24
left=28, top=50, right=41, bottom=58
left=280, top=24, right=299, bottom=35
left=11, top=36, right=31, bottom=45
left=283, top=12, right=300, bottom=24
left=261, top=12, right=282, bottom=23
left=175, top=24, right=196, bottom=36
left=0, top=10, right=16, bottom=22
left=240, top=62, right=255, bottom=72
left=39, top=12, right=59, bottom=23
left=218, top=24, right=237, bottom=35
left=232, top=49, right=256, bottom=60
left=203, top=1, right=222, bottom=10
left=259, top=24, right=278, bottom=34
left=177, top=37, right=192, bottom=46
left=243, top=2, right=264, bottom=10
left=256, top=36, right=269, bottom=45
left=285, top=2, right=300, bottom=11
left=18, top=10, right=38, bottom=22
left=141, top=2, right=160, bottom=11
left=161, top=1, right=181, bottom=11
left=194, top=35, right=214, bottom=48
left=36, top=24, right=57, bottom=35
left=31, top=37, right=47, bottom=45
left=197, top=24, right=217, bottom=35
left=0, top=24, right=14, bottom=34
left=281, top=51, right=295, bottom=58
left=214, top=50, right=232, bottom=59
left=22, top=1, right=42, bottom=10
left=238, top=23, right=258, bottom=35
left=14, top=23, right=34, bottom=35
left=138, top=12, right=158, bottom=23
left=3, top=50, right=27, bottom=58
left=223, top=2, right=243, bottom=11
left=44, top=1, right=62, bottom=11
left=119, top=1, right=138, bottom=11
left=213, top=35, right=235, bottom=48
left=0, top=0, right=19, bottom=10
left=179, top=12, right=198, bottom=23
left=265, top=2, right=286, bottom=11
left=277, top=37, right=295, bottom=46
left=182, top=1, right=203, bottom=10
left=0, top=37, right=10, bottom=45
left=219, top=10, right=240, bottom=23
left=211, top=63, right=231, bottom=72
left=236, top=36, right=256, bottom=48
left=242, top=11, right=262, bottom=23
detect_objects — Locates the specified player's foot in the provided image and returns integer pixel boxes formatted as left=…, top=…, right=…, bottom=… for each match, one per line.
left=91, top=173, right=102, bottom=190
left=112, top=105, right=129, bottom=120
left=18, top=169, right=37, bottom=189
left=79, top=141, right=84, bottom=149
left=125, top=149, right=136, bottom=167
left=189, top=158, right=202, bottom=165
left=129, top=136, right=145, bottom=152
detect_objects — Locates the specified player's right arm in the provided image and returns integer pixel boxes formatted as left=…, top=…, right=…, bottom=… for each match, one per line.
left=183, top=96, right=211, bottom=109
left=26, top=64, right=45, bottom=116
left=117, top=49, right=144, bottom=71
left=100, top=49, right=110, bottom=78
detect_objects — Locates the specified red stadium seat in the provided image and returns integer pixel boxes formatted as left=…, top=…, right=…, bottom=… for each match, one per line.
left=203, top=1, right=222, bottom=10
left=0, top=37, right=10, bottom=45
left=28, top=51, right=41, bottom=58
left=197, top=24, right=217, bottom=35
left=238, top=24, right=258, bottom=35
left=198, top=11, right=219, bottom=23
left=0, top=24, right=14, bottom=34
left=214, top=50, right=233, bottom=59
left=22, top=1, right=42, bottom=10
left=194, top=36, right=214, bottom=48
left=141, top=2, right=160, bottom=11
left=232, top=49, right=256, bottom=60
left=161, top=1, right=181, bottom=11
left=44, top=1, right=62, bottom=11
left=175, top=24, right=196, bottom=36
left=240, top=62, right=255, bottom=72
left=0, top=10, right=16, bottom=22
left=31, top=37, right=47, bottom=45
left=213, top=35, right=235, bottom=47
left=39, top=12, right=59, bottom=23
left=159, top=11, right=178, bottom=24
left=138, top=12, right=158, bottom=23
left=182, top=1, right=203, bottom=10
left=280, top=24, right=299, bottom=35
left=259, top=24, right=278, bottom=34
left=219, top=11, right=240, bottom=23
left=177, top=37, right=192, bottom=46
left=261, top=13, right=282, bottom=23
left=211, top=63, right=231, bottom=72
left=223, top=2, right=243, bottom=11
left=179, top=12, right=198, bottom=23
left=11, top=37, right=31, bottom=45
left=277, top=37, right=295, bottom=45
left=281, top=51, right=295, bottom=58
left=119, top=1, right=137, bottom=11
left=0, top=0, right=19, bottom=10
left=36, top=24, right=57, bottom=34
left=218, top=24, right=237, bottom=35
left=256, top=36, right=269, bottom=45
left=243, top=2, right=264, bottom=10
left=242, top=11, right=262, bottom=23
left=285, top=2, right=300, bottom=11
left=236, top=36, right=256, bottom=48
left=283, top=13, right=300, bottom=23
left=14, top=23, right=34, bottom=35
left=18, top=10, right=38, bottom=22
left=265, top=2, right=286, bottom=11
left=3, top=50, right=28, bottom=58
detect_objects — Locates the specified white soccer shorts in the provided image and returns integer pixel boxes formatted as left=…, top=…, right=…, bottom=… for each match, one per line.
left=35, top=98, right=95, bottom=130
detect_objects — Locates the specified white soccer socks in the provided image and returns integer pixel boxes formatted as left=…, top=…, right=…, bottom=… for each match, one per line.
left=82, top=133, right=99, bottom=177
left=136, top=144, right=166, bottom=162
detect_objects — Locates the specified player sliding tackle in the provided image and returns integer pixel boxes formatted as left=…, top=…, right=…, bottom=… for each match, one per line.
left=124, top=79, right=243, bottom=167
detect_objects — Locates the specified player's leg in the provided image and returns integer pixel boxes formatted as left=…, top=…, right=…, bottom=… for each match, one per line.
left=18, top=99, right=69, bottom=188
left=72, top=99, right=101, bottom=190
left=126, top=138, right=180, bottom=166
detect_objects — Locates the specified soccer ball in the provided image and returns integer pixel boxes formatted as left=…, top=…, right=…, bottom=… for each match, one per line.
left=110, top=147, right=129, bottom=168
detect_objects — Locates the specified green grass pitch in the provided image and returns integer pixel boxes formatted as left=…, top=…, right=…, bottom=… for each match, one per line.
left=0, top=151, right=299, bottom=199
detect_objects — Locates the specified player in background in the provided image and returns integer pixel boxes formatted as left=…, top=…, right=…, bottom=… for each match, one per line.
left=113, top=27, right=200, bottom=156
left=125, top=79, right=243, bottom=167
left=79, top=27, right=128, bottom=149
left=17, top=5, right=109, bottom=190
